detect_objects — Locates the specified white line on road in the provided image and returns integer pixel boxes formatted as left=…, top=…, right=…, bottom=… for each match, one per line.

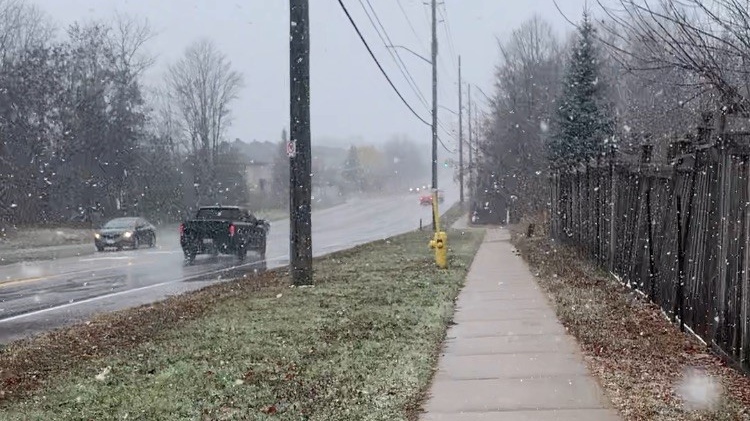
left=0, top=254, right=284, bottom=323
left=79, top=256, right=134, bottom=262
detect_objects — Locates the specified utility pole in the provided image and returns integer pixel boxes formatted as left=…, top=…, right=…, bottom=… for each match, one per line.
left=467, top=84, right=473, bottom=206
left=430, top=0, right=438, bottom=230
left=458, top=55, right=463, bottom=204
left=289, top=0, right=312, bottom=285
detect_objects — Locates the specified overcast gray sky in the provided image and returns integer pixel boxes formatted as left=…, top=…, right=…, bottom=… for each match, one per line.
left=34, top=0, right=594, bottom=152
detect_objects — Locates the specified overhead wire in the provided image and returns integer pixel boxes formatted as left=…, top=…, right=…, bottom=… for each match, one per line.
left=395, top=0, right=429, bottom=54
left=336, top=0, right=455, bottom=154
left=419, top=0, right=454, bottom=80
left=335, top=0, right=432, bottom=127
left=358, top=0, right=431, bottom=110
left=437, top=2, right=459, bottom=69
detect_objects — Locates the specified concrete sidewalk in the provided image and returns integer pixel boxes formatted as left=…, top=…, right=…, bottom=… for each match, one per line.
left=451, top=213, right=472, bottom=230
left=421, top=228, right=620, bottom=420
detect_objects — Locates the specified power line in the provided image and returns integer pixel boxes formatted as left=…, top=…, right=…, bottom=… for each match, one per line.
left=395, top=0, right=429, bottom=55
left=437, top=3, right=458, bottom=69
left=420, top=1, right=453, bottom=79
left=335, top=0, right=431, bottom=126
left=438, top=119, right=455, bottom=139
left=358, top=0, right=430, bottom=110
left=438, top=135, right=454, bottom=153
left=337, top=0, right=454, bottom=153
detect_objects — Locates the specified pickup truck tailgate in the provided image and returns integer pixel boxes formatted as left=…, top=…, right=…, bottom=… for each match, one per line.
left=182, top=220, right=233, bottom=240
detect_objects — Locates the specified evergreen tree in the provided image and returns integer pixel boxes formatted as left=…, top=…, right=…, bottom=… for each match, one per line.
left=342, top=145, right=365, bottom=192
left=549, top=13, right=613, bottom=168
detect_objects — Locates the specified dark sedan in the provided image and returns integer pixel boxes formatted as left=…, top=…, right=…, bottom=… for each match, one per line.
left=94, top=217, right=156, bottom=251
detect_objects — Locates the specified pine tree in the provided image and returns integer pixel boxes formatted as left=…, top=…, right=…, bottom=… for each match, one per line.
left=342, top=146, right=365, bottom=192
left=549, top=13, right=613, bottom=168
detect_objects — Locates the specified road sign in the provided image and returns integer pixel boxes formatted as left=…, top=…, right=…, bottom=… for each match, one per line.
left=286, top=140, right=297, bottom=158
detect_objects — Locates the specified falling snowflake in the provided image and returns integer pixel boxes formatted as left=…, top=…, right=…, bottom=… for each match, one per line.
left=95, top=366, right=112, bottom=382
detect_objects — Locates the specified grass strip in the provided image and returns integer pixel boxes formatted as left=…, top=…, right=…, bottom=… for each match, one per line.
left=1, top=219, right=483, bottom=420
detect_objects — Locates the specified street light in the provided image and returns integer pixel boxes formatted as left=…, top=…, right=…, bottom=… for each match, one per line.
left=386, top=44, right=431, bottom=65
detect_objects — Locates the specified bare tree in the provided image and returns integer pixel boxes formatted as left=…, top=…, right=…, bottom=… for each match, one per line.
left=0, top=0, right=52, bottom=161
left=598, top=0, right=750, bottom=114
left=167, top=38, right=243, bottom=203
left=478, top=16, right=564, bottom=217
left=147, top=86, right=181, bottom=154
left=108, top=12, right=156, bottom=83
left=0, top=0, right=53, bottom=63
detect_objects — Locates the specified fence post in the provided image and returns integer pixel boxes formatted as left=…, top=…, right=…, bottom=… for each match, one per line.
left=673, top=130, right=708, bottom=331
left=594, top=155, right=604, bottom=266
left=642, top=144, right=657, bottom=301
left=715, top=111, right=730, bottom=345
left=608, top=144, right=617, bottom=273
left=676, top=193, right=686, bottom=331
left=741, top=155, right=750, bottom=368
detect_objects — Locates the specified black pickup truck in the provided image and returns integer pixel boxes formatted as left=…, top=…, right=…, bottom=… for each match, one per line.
left=179, top=206, right=270, bottom=263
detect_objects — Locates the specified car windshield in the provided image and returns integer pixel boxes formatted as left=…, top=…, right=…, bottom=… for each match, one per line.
left=102, top=219, right=136, bottom=229
left=195, top=208, right=242, bottom=221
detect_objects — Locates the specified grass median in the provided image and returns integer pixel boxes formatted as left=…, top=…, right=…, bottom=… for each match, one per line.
left=0, top=218, right=483, bottom=420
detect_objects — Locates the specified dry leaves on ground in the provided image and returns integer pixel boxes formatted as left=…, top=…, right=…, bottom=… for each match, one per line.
left=513, top=233, right=750, bottom=421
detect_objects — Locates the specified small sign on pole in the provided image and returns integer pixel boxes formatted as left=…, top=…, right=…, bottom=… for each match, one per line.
left=286, top=140, right=297, bottom=158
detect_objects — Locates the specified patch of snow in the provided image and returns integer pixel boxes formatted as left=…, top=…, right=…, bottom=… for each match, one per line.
left=95, top=366, right=111, bottom=382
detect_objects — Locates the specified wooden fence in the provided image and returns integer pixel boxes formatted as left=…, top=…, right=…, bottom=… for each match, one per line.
left=550, top=119, right=750, bottom=371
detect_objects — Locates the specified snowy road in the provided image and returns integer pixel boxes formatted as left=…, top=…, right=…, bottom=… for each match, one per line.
left=0, top=186, right=458, bottom=343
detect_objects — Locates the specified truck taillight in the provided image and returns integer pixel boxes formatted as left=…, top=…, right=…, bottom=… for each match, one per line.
left=179, top=223, right=185, bottom=236
left=229, top=224, right=236, bottom=237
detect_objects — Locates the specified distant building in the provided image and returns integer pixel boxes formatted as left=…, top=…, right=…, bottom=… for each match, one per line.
left=225, top=139, right=276, bottom=194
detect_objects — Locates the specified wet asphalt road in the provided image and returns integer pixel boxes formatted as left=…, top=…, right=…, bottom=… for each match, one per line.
left=0, top=187, right=458, bottom=344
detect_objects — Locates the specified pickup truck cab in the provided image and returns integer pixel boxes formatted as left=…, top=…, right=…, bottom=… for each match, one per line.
left=179, top=206, right=270, bottom=263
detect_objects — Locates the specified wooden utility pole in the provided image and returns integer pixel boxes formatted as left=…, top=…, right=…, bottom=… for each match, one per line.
left=289, top=0, right=312, bottom=285
left=458, top=56, right=463, bottom=204
left=430, top=0, right=438, bottom=230
left=467, top=85, right=473, bottom=205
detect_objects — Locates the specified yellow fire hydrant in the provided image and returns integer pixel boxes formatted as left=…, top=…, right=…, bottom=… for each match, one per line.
left=428, top=189, right=448, bottom=269
left=429, top=230, right=448, bottom=268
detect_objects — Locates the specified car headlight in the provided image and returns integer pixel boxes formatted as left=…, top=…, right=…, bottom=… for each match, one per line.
left=123, top=231, right=133, bottom=238
left=94, top=233, right=100, bottom=239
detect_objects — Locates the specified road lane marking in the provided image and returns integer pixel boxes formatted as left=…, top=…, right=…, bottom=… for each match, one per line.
left=0, top=249, right=185, bottom=288
left=79, top=256, right=133, bottom=262
left=0, top=261, right=155, bottom=289
left=0, top=276, right=46, bottom=288
left=0, top=254, right=285, bottom=323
